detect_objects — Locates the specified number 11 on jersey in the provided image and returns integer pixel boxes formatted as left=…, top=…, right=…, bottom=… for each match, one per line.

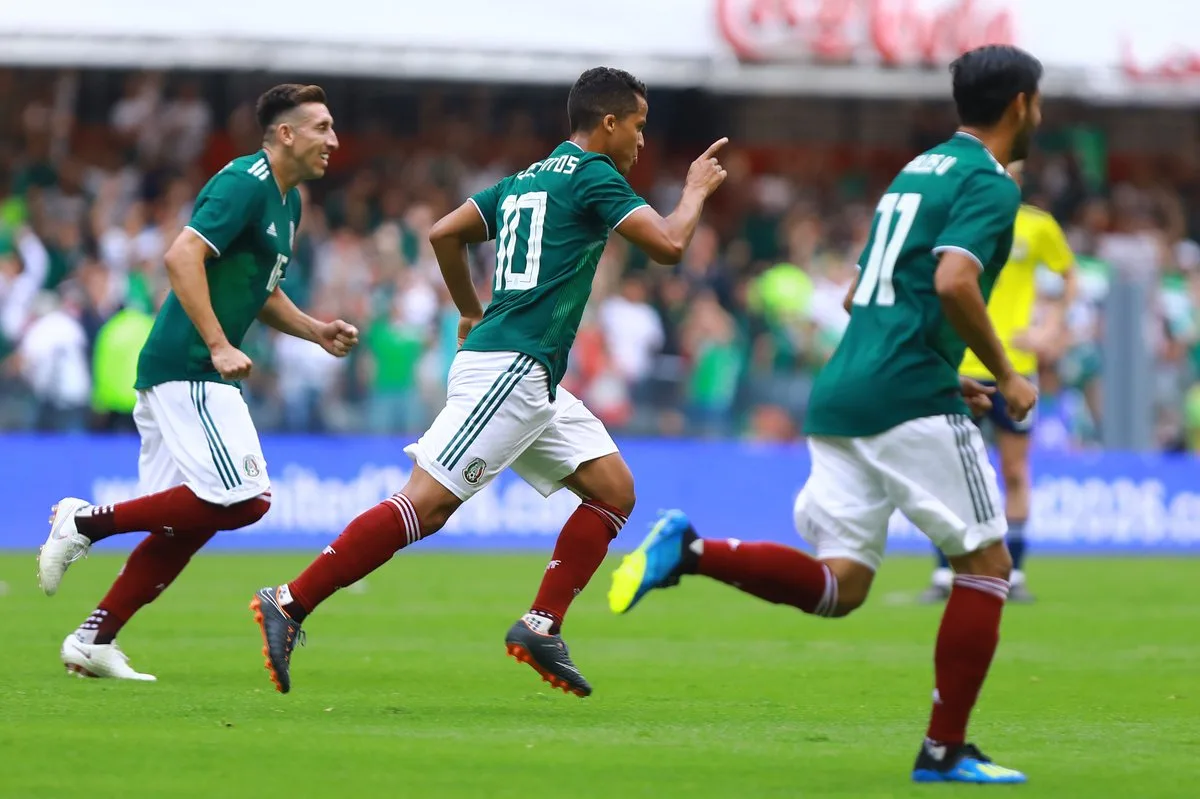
left=853, top=193, right=922, bottom=308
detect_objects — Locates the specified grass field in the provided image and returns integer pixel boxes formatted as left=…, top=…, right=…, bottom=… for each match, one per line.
left=2, top=553, right=1197, bottom=798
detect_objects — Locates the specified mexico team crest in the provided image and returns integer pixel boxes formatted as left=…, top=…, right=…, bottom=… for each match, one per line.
left=243, top=455, right=262, bottom=478
left=463, top=457, right=486, bottom=486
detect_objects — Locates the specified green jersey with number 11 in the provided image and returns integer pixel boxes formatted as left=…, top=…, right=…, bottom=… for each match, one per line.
left=805, top=132, right=1021, bottom=437
left=135, top=151, right=301, bottom=390
left=462, top=141, right=647, bottom=397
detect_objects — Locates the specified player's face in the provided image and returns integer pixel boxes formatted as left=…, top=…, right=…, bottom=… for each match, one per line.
left=608, top=95, right=648, bottom=175
left=285, top=103, right=339, bottom=180
left=1010, top=91, right=1041, bottom=163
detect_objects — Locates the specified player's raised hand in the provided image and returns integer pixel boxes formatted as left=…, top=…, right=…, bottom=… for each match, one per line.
left=210, top=342, right=253, bottom=381
left=686, top=137, right=730, bottom=197
left=317, top=319, right=360, bottom=358
left=996, top=372, right=1038, bottom=422
left=959, top=376, right=996, bottom=416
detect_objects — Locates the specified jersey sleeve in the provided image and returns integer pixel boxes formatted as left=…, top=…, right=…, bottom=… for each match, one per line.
left=933, top=169, right=1022, bottom=269
left=468, top=182, right=503, bottom=241
left=186, top=171, right=263, bottom=257
left=1034, top=214, right=1075, bottom=274
left=573, top=157, right=648, bottom=230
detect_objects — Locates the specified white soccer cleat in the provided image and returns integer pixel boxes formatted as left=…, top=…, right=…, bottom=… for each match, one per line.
left=60, top=634, right=157, bottom=681
left=38, top=497, right=94, bottom=596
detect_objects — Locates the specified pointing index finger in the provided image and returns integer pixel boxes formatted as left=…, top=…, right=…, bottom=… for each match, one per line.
left=701, top=137, right=729, bottom=159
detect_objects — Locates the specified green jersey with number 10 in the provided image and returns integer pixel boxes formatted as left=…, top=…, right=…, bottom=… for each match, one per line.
left=462, top=141, right=647, bottom=397
left=805, top=132, right=1021, bottom=438
left=136, top=152, right=301, bottom=390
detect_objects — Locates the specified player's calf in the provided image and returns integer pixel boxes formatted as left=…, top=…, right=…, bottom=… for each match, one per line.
left=610, top=510, right=856, bottom=618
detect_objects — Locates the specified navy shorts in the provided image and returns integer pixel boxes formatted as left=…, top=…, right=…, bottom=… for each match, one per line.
left=971, top=379, right=1034, bottom=435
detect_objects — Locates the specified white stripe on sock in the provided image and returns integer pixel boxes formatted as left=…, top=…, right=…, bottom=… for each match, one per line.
left=582, top=501, right=627, bottom=534
left=386, top=493, right=422, bottom=546
left=953, top=575, right=1010, bottom=601
left=815, top=564, right=838, bottom=617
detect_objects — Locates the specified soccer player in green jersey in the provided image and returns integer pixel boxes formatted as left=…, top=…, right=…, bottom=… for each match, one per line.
left=37, top=84, right=359, bottom=681
left=610, top=46, right=1043, bottom=784
left=252, top=67, right=728, bottom=696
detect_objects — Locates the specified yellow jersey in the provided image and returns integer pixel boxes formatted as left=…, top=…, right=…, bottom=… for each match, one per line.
left=959, top=204, right=1075, bottom=379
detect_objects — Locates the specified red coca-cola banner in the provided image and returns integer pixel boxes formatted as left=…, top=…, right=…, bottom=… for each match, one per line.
left=716, top=0, right=1016, bottom=68
left=1121, top=39, right=1200, bottom=83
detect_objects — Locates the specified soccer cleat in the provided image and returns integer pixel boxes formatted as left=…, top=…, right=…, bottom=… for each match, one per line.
left=60, top=633, right=157, bottom=681
left=911, top=740, right=1027, bottom=784
left=608, top=508, right=697, bottom=615
left=1008, top=582, right=1036, bottom=603
left=38, top=498, right=93, bottom=596
left=250, top=587, right=305, bottom=694
left=504, top=619, right=592, bottom=697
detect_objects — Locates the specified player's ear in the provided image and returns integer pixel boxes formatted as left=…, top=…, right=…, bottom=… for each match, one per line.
left=602, top=113, right=617, bottom=134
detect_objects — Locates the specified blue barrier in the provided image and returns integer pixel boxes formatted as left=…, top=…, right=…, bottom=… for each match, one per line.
left=1, top=434, right=1198, bottom=553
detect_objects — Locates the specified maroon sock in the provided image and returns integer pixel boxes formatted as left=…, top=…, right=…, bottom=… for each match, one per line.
left=697, top=538, right=838, bottom=616
left=75, top=485, right=270, bottom=542
left=529, top=500, right=627, bottom=633
left=76, top=529, right=218, bottom=644
left=285, top=493, right=422, bottom=618
left=927, top=575, right=1010, bottom=746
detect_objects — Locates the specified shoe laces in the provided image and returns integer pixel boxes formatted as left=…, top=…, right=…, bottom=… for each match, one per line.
left=961, top=744, right=991, bottom=763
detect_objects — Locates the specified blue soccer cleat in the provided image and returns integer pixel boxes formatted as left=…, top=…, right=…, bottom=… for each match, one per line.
left=911, top=741, right=1027, bottom=784
left=608, top=509, right=697, bottom=615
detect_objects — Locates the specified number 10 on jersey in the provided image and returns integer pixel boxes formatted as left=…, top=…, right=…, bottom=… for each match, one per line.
left=853, top=193, right=922, bottom=308
left=495, top=191, right=547, bottom=292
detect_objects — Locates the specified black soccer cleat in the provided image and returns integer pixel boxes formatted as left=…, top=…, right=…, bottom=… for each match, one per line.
left=504, top=619, right=593, bottom=697
left=250, top=587, right=305, bottom=694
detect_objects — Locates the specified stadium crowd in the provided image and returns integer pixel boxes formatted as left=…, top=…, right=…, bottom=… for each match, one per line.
left=2, top=70, right=1199, bottom=450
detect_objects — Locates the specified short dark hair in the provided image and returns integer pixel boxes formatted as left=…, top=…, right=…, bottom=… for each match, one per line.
left=950, top=45, right=1043, bottom=127
left=567, top=67, right=646, bottom=133
left=256, top=84, right=328, bottom=132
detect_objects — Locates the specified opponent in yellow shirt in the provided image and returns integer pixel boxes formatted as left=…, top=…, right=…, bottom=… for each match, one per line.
left=925, top=162, right=1076, bottom=604
left=959, top=203, right=1076, bottom=381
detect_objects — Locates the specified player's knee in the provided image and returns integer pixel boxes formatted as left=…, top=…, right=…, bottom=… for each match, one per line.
left=1001, top=460, right=1029, bottom=493
left=606, top=480, right=636, bottom=517
left=951, top=539, right=1012, bottom=581
left=823, top=558, right=874, bottom=617
left=830, top=591, right=868, bottom=618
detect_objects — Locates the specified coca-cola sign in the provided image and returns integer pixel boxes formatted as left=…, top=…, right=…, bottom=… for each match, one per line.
left=716, top=0, right=1016, bottom=68
left=1121, top=39, right=1200, bottom=83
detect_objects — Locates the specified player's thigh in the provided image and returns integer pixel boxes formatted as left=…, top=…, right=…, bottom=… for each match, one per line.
left=994, top=426, right=1032, bottom=487
left=404, top=351, right=554, bottom=500
left=793, top=436, right=894, bottom=572
left=510, top=388, right=620, bottom=499
left=867, top=415, right=1006, bottom=558
left=142, top=381, right=270, bottom=506
left=133, top=390, right=186, bottom=494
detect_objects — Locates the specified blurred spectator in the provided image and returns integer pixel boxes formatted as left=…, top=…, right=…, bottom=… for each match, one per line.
left=16, top=290, right=91, bottom=431
left=1, top=67, right=1199, bottom=451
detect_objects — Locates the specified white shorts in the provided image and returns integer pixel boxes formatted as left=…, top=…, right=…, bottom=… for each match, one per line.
left=134, top=380, right=270, bottom=506
left=794, top=414, right=1006, bottom=571
left=405, top=350, right=619, bottom=500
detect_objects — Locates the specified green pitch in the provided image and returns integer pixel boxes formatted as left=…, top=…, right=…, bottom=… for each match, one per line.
left=2, top=553, right=1196, bottom=798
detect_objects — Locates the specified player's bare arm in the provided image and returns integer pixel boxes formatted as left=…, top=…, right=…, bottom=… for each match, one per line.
left=164, top=229, right=252, bottom=380
left=843, top=271, right=860, bottom=314
left=935, top=251, right=1036, bottom=419
left=615, top=138, right=728, bottom=264
left=429, top=201, right=489, bottom=345
left=257, top=287, right=359, bottom=357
